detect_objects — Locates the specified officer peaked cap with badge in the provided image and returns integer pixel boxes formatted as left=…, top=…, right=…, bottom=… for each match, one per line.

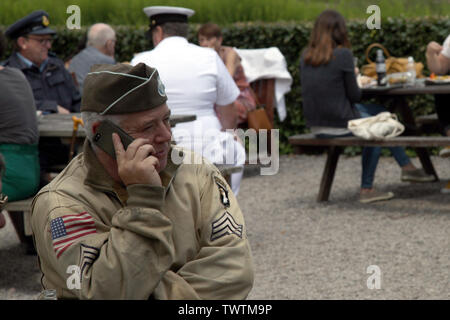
left=143, top=6, right=195, bottom=30
left=81, top=63, right=167, bottom=115
left=5, top=10, right=56, bottom=39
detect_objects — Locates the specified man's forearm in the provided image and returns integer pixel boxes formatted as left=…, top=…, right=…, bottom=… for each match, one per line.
left=216, top=103, right=237, bottom=130
left=426, top=53, right=450, bottom=75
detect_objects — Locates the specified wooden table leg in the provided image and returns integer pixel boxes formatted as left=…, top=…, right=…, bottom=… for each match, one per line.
left=318, top=146, right=342, bottom=202
left=7, top=211, right=36, bottom=254
left=415, top=147, right=439, bottom=179
left=392, top=97, right=419, bottom=134
left=7, top=211, right=27, bottom=243
left=393, top=97, right=439, bottom=180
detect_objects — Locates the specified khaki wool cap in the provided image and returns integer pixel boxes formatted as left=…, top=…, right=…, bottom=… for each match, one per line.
left=81, top=63, right=167, bottom=115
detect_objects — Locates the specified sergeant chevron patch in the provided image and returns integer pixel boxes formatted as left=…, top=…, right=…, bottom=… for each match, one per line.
left=210, top=211, right=243, bottom=241
left=79, top=244, right=100, bottom=281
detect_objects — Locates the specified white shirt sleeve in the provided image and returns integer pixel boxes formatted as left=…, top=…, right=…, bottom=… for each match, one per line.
left=442, top=35, right=450, bottom=59
left=214, top=54, right=240, bottom=106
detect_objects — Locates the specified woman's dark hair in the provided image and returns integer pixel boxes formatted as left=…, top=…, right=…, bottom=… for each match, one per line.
left=303, top=10, right=351, bottom=67
left=197, top=22, right=222, bottom=39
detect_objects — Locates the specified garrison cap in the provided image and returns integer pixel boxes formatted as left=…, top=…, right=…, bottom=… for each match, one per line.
left=81, top=63, right=167, bottom=115
left=5, top=10, right=56, bottom=39
left=143, top=6, right=194, bottom=30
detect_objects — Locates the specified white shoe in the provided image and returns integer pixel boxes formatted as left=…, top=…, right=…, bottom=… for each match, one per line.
left=359, top=190, right=394, bottom=204
left=439, top=146, right=450, bottom=158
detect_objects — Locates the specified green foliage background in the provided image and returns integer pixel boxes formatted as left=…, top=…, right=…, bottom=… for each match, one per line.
left=1, top=17, right=449, bottom=154
left=1, top=0, right=449, bottom=25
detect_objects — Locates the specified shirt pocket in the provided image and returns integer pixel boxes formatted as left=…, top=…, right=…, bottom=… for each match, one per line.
left=29, top=78, right=45, bottom=100
left=46, top=72, right=72, bottom=109
left=46, top=72, right=65, bottom=87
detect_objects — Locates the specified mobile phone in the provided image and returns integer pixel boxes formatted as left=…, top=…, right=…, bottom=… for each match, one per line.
left=93, top=119, right=134, bottom=158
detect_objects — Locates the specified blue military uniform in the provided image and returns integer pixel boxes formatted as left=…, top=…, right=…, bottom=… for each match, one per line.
left=2, top=10, right=80, bottom=113
left=2, top=52, right=81, bottom=113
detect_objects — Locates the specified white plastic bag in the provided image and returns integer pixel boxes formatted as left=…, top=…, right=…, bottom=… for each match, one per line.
left=347, top=112, right=405, bottom=140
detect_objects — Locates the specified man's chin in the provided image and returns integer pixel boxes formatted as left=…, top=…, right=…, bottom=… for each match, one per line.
left=155, top=146, right=169, bottom=172
left=156, top=158, right=168, bottom=173
left=40, top=53, right=49, bottom=63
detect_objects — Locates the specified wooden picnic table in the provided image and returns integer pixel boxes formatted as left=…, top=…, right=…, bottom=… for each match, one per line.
left=362, top=82, right=450, bottom=178
left=288, top=82, right=450, bottom=202
left=38, top=113, right=196, bottom=137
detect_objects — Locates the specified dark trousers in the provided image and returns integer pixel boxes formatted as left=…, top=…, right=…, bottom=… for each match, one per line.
left=38, top=137, right=69, bottom=187
left=435, top=94, right=450, bottom=135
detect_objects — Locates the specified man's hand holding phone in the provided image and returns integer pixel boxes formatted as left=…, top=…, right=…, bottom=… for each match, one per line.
left=112, top=133, right=162, bottom=187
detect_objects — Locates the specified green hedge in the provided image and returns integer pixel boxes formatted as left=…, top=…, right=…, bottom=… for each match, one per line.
left=1, top=0, right=449, bottom=25
left=2, top=17, right=449, bottom=153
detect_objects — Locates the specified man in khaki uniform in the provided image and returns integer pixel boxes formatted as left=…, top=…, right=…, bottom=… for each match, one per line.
left=31, top=63, right=254, bottom=299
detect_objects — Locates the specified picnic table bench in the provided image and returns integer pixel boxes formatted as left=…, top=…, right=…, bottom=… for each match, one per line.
left=415, top=113, right=441, bottom=134
left=289, top=133, right=450, bottom=202
left=289, top=83, right=450, bottom=202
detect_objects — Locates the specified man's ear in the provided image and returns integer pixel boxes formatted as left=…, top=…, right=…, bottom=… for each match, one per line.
left=105, top=39, right=115, bottom=56
left=152, top=26, right=164, bottom=46
left=17, top=37, right=27, bottom=50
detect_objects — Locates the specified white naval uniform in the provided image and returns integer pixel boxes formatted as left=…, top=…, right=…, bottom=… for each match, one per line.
left=131, top=36, right=245, bottom=195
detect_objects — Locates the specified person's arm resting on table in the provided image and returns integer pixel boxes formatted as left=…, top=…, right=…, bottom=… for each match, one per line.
left=426, top=37, right=450, bottom=75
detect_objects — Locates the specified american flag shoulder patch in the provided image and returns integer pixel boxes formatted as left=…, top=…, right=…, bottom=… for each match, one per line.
left=50, top=212, right=96, bottom=258
left=210, top=211, right=243, bottom=241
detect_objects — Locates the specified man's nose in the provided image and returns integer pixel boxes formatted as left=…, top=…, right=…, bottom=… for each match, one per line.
left=155, top=122, right=172, bottom=143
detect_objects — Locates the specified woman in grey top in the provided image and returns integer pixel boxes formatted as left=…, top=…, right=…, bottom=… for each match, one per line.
left=299, top=10, right=433, bottom=203
left=0, top=31, right=40, bottom=229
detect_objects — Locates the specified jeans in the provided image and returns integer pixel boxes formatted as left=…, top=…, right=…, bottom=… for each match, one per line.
left=355, top=103, right=411, bottom=188
left=315, top=103, right=411, bottom=189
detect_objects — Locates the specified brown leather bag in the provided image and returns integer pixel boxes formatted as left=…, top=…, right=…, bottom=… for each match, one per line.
left=246, top=87, right=273, bottom=131
left=361, top=43, right=424, bottom=79
left=247, top=108, right=273, bottom=130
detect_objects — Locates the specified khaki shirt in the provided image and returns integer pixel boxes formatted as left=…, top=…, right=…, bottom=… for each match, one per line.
left=31, top=141, right=254, bottom=299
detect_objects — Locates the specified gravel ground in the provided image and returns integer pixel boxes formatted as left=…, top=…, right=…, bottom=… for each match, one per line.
left=0, top=154, right=449, bottom=300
